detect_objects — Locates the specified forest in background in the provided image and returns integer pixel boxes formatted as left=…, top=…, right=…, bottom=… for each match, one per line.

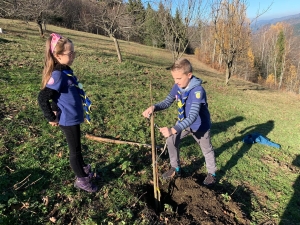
left=1, top=0, right=300, bottom=93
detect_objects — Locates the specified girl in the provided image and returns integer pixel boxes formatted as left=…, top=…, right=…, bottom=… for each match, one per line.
left=38, top=33, right=97, bottom=192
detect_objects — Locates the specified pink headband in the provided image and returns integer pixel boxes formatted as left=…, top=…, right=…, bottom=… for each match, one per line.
left=50, top=33, right=62, bottom=53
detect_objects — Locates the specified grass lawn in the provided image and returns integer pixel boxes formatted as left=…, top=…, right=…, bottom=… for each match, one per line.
left=0, top=19, right=300, bottom=224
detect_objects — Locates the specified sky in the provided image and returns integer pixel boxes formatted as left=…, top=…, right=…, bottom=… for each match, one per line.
left=246, top=0, right=300, bottom=20
left=141, top=0, right=299, bottom=21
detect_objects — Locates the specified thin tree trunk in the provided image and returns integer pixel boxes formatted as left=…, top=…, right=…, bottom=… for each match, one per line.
left=110, top=35, right=122, bottom=63
left=225, top=57, right=234, bottom=85
left=225, top=65, right=231, bottom=85
left=37, top=14, right=44, bottom=37
left=43, top=20, right=47, bottom=32
left=278, top=53, right=286, bottom=89
left=218, top=52, right=223, bottom=69
left=37, top=21, right=43, bottom=37
left=273, top=61, right=277, bottom=86
left=211, top=39, right=216, bottom=65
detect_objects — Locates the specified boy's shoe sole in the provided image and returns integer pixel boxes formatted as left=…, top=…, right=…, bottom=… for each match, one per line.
left=162, top=167, right=181, bottom=179
left=203, top=173, right=216, bottom=186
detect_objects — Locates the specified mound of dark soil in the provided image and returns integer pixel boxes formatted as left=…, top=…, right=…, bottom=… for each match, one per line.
left=141, top=173, right=251, bottom=225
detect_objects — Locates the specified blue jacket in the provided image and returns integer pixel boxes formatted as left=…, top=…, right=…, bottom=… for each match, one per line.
left=243, top=132, right=280, bottom=149
left=154, top=76, right=211, bottom=133
left=171, top=77, right=211, bottom=132
left=46, top=68, right=84, bottom=126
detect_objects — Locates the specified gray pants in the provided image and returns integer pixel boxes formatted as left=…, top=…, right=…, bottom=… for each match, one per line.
left=166, top=128, right=217, bottom=174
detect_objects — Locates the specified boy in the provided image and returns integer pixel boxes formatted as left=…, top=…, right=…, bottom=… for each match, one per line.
left=142, top=58, right=217, bottom=185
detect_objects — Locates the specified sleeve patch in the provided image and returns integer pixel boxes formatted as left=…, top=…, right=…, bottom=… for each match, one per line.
left=47, top=77, right=54, bottom=85
left=195, top=91, right=201, bottom=99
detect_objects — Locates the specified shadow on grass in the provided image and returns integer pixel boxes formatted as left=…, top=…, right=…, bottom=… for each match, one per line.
left=171, top=118, right=275, bottom=220
left=88, top=144, right=159, bottom=224
left=0, top=37, right=12, bottom=43
left=279, top=154, right=300, bottom=225
left=0, top=95, right=4, bottom=120
left=0, top=168, right=52, bottom=224
left=212, top=120, right=275, bottom=220
left=179, top=116, right=244, bottom=150
left=216, top=120, right=275, bottom=176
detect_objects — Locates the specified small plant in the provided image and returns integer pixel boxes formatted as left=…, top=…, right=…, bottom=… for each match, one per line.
left=221, top=193, right=232, bottom=202
left=120, top=160, right=132, bottom=172
left=164, top=203, right=173, bottom=212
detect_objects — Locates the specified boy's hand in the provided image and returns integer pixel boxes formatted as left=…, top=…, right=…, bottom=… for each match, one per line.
left=159, top=127, right=176, bottom=138
left=142, top=106, right=155, bottom=118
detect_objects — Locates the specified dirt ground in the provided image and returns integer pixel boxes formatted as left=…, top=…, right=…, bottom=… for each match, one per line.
left=140, top=172, right=252, bottom=225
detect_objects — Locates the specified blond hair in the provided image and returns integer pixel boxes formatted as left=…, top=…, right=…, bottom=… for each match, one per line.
left=170, top=58, right=193, bottom=74
left=41, top=35, right=72, bottom=89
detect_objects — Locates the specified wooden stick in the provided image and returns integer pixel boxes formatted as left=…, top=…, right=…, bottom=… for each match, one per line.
left=150, top=81, right=161, bottom=212
left=151, top=113, right=158, bottom=210
left=85, top=134, right=163, bottom=150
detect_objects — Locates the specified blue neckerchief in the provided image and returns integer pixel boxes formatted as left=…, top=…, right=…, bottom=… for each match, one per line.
left=177, top=89, right=191, bottom=121
left=176, top=76, right=203, bottom=121
left=62, top=70, right=92, bottom=124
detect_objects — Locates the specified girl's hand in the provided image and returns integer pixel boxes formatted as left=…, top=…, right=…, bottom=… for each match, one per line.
left=49, top=121, right=59, bottom=126
left=142, top=106, right=155, bottom=118
left=49, top=111, right=59, bottom=126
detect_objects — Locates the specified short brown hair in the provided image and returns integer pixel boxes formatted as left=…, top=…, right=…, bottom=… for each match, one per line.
left=170, top=58, right=193, bottom=74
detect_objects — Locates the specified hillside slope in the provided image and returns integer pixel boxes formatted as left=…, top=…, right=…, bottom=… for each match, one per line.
left=0, top=19, right=300, bottom=224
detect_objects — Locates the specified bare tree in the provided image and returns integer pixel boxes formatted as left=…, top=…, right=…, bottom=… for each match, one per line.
left=157, top=0, right=208, bottom=62
left=83, top=0, right=128, bottom=62
left=0, top=0, right=18, bottom=17
left=0, top=0, right=70, bottom=37
left=0, top=0, right=54, bottom=36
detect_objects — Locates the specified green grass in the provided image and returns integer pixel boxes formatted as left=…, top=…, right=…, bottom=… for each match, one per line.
left=1, top=18, right=300, bottom=224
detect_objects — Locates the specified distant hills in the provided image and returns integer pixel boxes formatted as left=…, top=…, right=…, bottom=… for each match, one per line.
left=251, top=13, right=300, bottom=35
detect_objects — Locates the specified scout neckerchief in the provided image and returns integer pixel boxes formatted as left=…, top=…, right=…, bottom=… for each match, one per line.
left=62, top=70, right=92, bottom=124
left=177, top=89, right=191, bottom=121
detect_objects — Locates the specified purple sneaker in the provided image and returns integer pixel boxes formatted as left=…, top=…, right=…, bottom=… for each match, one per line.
left=84, top=164, right=100, bottom=180
left=75, top=164, right=100, bottom=180
left=83, top=164, right=93, bottom=179
left=74, top=177, right=98, bottom=192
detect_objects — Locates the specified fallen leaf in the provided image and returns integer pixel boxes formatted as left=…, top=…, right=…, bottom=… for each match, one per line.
left=50, top=217, right=56, bottom=223
left=104, top=189, right=109, bottom=199
left=42, top=196, right=49, bottom=206
left=21, top=202, right=30, bottom=209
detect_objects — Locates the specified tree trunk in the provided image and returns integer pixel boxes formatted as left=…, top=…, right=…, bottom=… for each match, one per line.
left=110, top=35, right=122, bottom=63
left=211, top=39, right=216, bottom=65
left=43, top=20, right=47, bottom=32
left=225, top=66, right=231, bottom=85
left=278, top=53, right=286, bottom=89
left=37, top=21, right=43, bottom=37
left=273, top=61, right=277, bottom=86
left=37, top=12, right=44, bottom=37
left=225, top=60, right=233, bottom=85
left=218, top=52, right=223, bottom=69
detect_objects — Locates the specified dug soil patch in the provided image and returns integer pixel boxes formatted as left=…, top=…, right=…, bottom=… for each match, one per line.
left=142, top=173, right=251, bottom=225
